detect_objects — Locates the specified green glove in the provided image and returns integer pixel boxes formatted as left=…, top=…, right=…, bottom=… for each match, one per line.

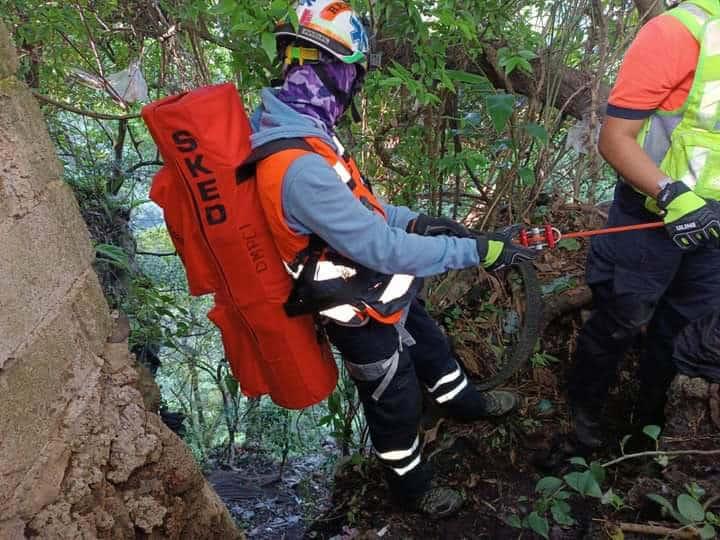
left=657, top=181, right=720, bottom=249
left=476, top=226, right=537, bottom=271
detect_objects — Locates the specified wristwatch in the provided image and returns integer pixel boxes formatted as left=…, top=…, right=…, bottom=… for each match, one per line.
left=657, top=176, right=673, bottom=192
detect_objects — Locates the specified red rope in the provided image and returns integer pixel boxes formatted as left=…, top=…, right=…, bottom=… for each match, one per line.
left=561, top=221, right=664, bottom=240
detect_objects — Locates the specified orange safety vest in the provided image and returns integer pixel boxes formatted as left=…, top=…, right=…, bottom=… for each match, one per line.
left=252, top=136, right=417, bottom=327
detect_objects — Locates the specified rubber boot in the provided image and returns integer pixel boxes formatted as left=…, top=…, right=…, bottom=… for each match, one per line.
left=406, top=486, right=465, bottom=519
left=532, top=408, right=603, bottom=473
left=441, top=384, right=518, bottom=422
left=571, top=406, right=604, bottom=449
left=388, top=461, right=464, bottom=518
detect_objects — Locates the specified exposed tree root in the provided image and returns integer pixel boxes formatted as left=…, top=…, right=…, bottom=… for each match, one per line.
left=540, top=284, right=592, bottom=332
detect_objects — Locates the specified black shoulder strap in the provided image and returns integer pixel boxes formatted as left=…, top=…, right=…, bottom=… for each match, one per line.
left=236, top=137, right=314, bottom=184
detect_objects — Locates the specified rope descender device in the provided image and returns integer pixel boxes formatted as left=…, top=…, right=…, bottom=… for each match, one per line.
left=518, top=224, right=560, bottom=250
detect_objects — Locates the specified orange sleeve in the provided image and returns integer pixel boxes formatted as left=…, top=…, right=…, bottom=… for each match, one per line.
left=607, top=14, right=699, bottom=119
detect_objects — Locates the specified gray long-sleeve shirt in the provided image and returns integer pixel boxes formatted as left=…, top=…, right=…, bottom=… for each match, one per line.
left=250, top=89, right=480, bottom=277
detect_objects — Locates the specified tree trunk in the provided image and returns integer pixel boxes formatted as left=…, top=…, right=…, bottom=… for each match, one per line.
left=0, top=23, right=240, bottom=539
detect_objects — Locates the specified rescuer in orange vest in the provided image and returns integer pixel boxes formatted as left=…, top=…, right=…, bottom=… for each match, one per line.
left=252, top=0, right=536, bottom=517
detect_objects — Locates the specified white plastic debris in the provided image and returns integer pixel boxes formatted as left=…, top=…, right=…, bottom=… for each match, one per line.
left=105, top=61, right=148, bottom=103
left=70, top=60, right=148, bottom=104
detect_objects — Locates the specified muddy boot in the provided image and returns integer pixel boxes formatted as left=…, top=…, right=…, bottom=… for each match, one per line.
left=441, top=385, right=518, bottom=422
left=571, top=406, right=604, bottom=450
left=406, top=486, right=465, bottom=519
left=532, top=432, right=595, bottom=472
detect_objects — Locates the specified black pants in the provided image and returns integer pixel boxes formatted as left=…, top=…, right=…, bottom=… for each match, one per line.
left=326, top=299, right=467, bottom=499
left=568, top=200, right=720, bottom=425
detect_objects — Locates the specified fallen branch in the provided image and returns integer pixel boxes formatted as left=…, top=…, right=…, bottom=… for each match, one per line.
left=615, top=522, right=699, bottom=539
left=602, top=449, right=720, bottom=468
left=32, top=91, right=140, bottom=120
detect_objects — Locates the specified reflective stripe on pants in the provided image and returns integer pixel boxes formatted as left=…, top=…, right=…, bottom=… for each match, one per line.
left=326, top=299, right=464, bottom=498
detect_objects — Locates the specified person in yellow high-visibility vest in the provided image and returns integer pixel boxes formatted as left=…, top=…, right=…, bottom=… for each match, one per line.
left=568, top=0, right=720, bottom=451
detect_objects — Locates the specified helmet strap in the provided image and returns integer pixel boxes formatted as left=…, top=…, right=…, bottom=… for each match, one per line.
left=349, top=100, right=361, bottom=123
left=283, top=46, right=321, bottom=66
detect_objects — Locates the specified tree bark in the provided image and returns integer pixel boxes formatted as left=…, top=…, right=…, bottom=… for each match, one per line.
left=0, top=23, right=240, bottom=539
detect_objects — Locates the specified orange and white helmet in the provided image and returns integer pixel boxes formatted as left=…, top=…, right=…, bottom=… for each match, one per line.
left=275, top=0, right=371, bottom=72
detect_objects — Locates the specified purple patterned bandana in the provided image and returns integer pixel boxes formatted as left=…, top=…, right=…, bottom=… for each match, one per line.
left=277, top=63, right=357, bottom=130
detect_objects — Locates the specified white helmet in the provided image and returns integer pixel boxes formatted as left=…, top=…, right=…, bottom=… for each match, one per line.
left=275, top=0, right=371, bottom=72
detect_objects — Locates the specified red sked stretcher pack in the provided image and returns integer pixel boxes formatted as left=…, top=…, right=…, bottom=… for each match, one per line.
left=142, top=83, right=337, bottom=409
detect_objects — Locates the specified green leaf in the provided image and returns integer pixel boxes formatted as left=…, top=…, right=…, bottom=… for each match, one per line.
left=95, top=243, right=130, bottom=269
left=261, top=31, right=277, bottom=61
left=269, top=0, right=287, bottom=18
left=536, top=476, right=564, bottom=494
left=537, top=399, right=554, bottom=413
left=643, top=425, right=661, bottom=441
left=378, top=77, right=403, bottom=88
left=445, top=69, right=490, bottom=87
left=504, top=514, right=522, bottom=529
left=525, top=122, right=549, bottom=145
left=563, top=471, right=602, bottom=498
left=687, top=483, right=705, bottom=500
left=677, top=494, right=705, bottom=523
left=590, top=462, right=606, bottom=485
left=602, top=488, right=624, bottom=509
left=551, top=502, right=575, bottom=526
left=224, top=373, right=238, bottom=396
left=569, top=457, right=588, bottom=468
left=647, top=494, right=686, bottom=524
left=484, top=94, right=514, bottom=133
left=699, top=524, right=716, bottom=540
left=526, top=511, right=549, bottom=539
left=516, top=58, right=533, bottom=74
left=502, top=57, right=522, bottom=75
left=557, top=238, right=581, bottom=251
left=519, top=167, right=535, bottom=186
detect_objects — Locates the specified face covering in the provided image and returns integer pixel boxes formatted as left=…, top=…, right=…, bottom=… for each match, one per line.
left=277, top=62, right=357, bottom=130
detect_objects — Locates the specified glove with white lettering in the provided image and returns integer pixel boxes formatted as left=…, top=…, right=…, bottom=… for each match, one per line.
left=475, top=225, right=537, bottom=271
left=407, top=214, right=472, bottom=237
left=657, top=181, right=720, bottom=249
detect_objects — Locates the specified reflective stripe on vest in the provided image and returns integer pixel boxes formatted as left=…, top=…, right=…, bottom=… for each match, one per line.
left=255, top=136, right=416, bottom=326
left=636, top=1, right=720, bottom=209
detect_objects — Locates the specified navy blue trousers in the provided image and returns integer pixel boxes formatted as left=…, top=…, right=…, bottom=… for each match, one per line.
left=568, top=199, right=720, bottom=425
left=326, top=299, right=463, bottom=499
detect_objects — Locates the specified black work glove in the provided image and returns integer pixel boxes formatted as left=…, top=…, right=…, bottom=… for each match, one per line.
left=406, top=214, right=472, bottom=237
left=475, top=225, right=537, bottom=271
left=657, top=181, right=720, bottom=249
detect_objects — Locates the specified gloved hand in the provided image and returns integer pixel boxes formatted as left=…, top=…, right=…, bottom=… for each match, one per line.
left=476, top=226, right=537, bottom=271
left=657, top=181, right=720, bottom=249
left=406, top=214, right=472, bottom=237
